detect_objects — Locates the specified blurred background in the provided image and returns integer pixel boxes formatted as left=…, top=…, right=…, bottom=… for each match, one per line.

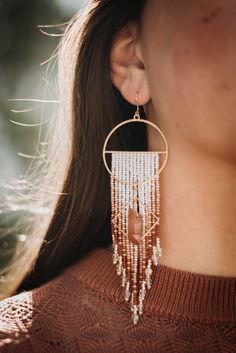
left=0, top=0, right=88, bottom=274
left=0, top=0, right=88, bottom=182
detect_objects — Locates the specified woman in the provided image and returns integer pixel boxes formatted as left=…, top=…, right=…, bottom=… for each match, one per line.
left=0, top=0, right=236, bottom=352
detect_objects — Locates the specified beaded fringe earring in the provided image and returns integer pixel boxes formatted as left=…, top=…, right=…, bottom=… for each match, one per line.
left=102, top=93, right=168, bottom=325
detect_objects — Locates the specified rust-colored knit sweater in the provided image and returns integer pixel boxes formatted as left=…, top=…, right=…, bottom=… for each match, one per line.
left=0, top=246, right=236, bottom=352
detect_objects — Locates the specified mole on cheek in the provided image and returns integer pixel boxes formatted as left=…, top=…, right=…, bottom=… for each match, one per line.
left=201, top=6, right=223, bottom=24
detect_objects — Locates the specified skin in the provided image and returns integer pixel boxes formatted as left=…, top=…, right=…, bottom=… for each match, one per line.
left=110, top=0, right=236, bottom=276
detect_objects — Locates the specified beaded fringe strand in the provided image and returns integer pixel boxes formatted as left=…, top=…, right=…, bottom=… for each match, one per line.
left=110, top=151, right=162, bottom=325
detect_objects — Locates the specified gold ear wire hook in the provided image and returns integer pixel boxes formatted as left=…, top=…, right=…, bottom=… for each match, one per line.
left=133, top=92, right=141, bottom=119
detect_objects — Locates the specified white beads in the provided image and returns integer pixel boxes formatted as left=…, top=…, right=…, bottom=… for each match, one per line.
left=152, top=253, right=159, bottom=266
left=145, top=267, right=153, bottom=276
left=138, top=301, right=143, bottom=315
left=145, top=259, right=152, bottom=278
left=147, top=277, right=152, bottom=290
left=132, top=305, right=139, bottom=325
left=116, top=256, right=122, bottom=275
left=121, top=268, right=126, bottom=287
left=124, top=282, right=130, bottom=301
left=139, top=288, right=145, bottom=301
left=113, top=251, right=119, bottom=264
left=152, top=246, right=159, bottom=266
left=110, top=151, right=162, bottom=325
left=156, top=237, right=163, bottom=257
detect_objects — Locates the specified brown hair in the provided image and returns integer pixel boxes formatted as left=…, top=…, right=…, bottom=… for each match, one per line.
left=7, top=0, right=148, bottom=294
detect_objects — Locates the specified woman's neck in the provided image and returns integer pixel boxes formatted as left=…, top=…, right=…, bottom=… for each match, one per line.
left=155, top=140, right=236, bottom=277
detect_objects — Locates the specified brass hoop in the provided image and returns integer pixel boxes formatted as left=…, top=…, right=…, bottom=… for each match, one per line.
left=102, top=118, right=169, bottom=185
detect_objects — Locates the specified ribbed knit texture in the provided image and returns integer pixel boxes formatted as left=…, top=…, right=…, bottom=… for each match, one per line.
left=0, top=246, right=236, bottom=352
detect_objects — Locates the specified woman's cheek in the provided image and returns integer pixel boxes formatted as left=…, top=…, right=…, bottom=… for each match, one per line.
left=142, top=1, right=236, bottom=158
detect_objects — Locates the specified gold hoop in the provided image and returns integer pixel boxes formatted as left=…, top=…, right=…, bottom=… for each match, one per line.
left=102, top=118, right=169, bottom=185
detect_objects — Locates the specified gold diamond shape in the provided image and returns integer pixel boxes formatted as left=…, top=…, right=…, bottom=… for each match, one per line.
left=111, top=196, right=160, bottom=241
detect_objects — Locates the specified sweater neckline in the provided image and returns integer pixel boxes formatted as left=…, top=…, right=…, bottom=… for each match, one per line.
left=70, top=246, right=236, bottom=324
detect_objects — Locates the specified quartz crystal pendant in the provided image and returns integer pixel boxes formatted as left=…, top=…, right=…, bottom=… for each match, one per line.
left=110, top=151, right=163, bottom=325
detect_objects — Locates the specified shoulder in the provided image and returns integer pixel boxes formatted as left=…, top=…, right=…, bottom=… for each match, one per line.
left=0, top=263, right=83, bottom=352
left=0, top=248, right=113, bottom=352
left=0, top=289, right=33, bottom=352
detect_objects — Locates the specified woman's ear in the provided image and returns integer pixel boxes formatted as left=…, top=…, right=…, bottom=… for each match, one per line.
left=110, top=22, right=150, bottom=106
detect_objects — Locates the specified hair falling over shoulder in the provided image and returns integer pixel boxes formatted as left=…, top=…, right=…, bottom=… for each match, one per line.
left=0, top=0, right=147, bottom=299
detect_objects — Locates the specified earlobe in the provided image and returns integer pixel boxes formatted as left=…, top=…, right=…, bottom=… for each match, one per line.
left=110, top=23, right=150, bottom=106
